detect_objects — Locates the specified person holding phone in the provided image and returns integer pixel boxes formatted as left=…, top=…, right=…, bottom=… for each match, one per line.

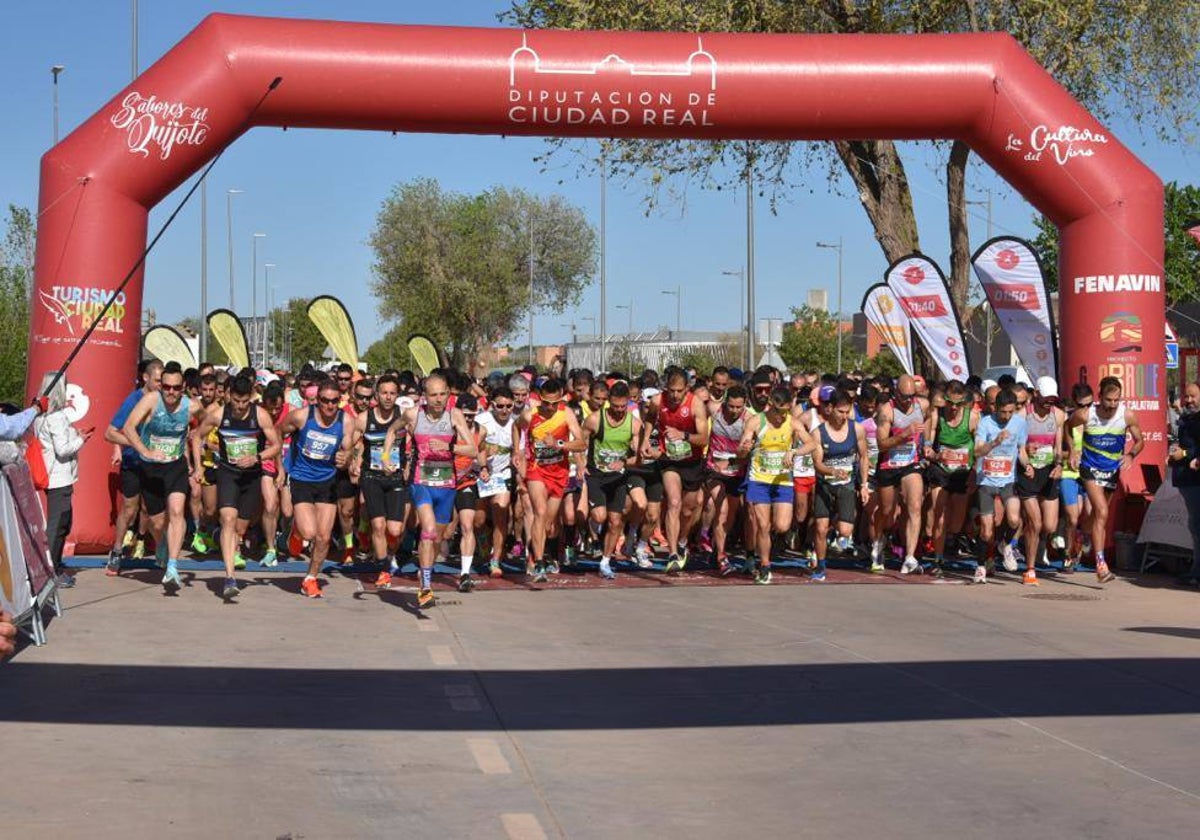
left=34, top=373, right=93, bottom=589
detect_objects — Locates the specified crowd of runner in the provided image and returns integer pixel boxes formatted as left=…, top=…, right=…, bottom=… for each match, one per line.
left=97, top=357, right=1147, bottom=607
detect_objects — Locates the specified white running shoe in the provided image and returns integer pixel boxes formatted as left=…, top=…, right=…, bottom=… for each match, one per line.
left=900, top=556, right=921, bottom=575
left=973, top=566, right=988, bottom=584
left=1001, top=542, right=1018, bottom=572
left=870, top=538, right=884, bottom=562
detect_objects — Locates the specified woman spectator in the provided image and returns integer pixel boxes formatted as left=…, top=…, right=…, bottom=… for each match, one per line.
left=34, top=374, right=93, bottom=589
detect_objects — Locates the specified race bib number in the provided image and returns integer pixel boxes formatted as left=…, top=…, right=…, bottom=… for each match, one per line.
left=225, top=436, right=258, bottom=463
left=940, top=447, right=970, bottom=472
left=664, top=436, right=692, bottom=461
left=594, top=446, right=627, bottom=473
left=369, top=446, right=401, bottom=472
left=825, top=455, right=855, bottom=486
left=534, top=440, right=564, bottom=465
left=1029, top=445, right=1055, bottom=469
left=981, top=455, right=1014, bottom=480
left=301, top=429, right=338, bottom=462
left=756, top=450, right=788, bottom=476
left=148, top=434, right=183, bottom=460
left=792, top=451, right=814, bottom=476
left=888, top=443, right=917, bottom=468
left=419, top=462, right=454, bottom=487
left=711, top=450, right=742, bottom=476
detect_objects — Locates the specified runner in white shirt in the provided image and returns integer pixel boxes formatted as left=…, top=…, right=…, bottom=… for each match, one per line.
left=476, top=386, right=518, bottom=577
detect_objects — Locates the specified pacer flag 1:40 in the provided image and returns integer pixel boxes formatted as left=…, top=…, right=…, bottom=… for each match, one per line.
left=884, top=254, right=971, bottom=381
left=861, top=284, right=915, bottom=375
left=971, top=237, right=1058, bottom=381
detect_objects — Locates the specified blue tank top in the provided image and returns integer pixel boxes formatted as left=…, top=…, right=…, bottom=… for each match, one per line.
left=138, top=394, right=191, bottom=463
left=289, top=407, right=344, bottom=483
left=819, top=421, right=858, bottom=486
left=1081, top=404, right=1127, bottom=473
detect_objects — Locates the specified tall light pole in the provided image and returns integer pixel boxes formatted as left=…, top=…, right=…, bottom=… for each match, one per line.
left=967, top=189, right=995, bottom=368
left=560, top=322, right=577, bottom=344
left=615, top=302, right=633, bottom=378
left=816, top=238, right=844, bottom=373
left=661, top=285, right=681, bottom=336
left=744, top=142, right=757, bottom=369
left=528, top=207, right=535, bottom=366
left=721, top=268, right=746, bottom=369
left=199, top=181, right=208, bottom=361
left=252, top=233, right=266, bottom=367
left=51, top=65, right=64, bottom=144
left=264, top=264, right=276, bottom=367
left=581, top=315, right=596, bottom=338
left=226, top=189, right=242, bottom=309
left=599, top=140, right=608, bottom=372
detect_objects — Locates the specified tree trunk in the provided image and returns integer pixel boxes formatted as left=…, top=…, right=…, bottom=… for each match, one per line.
left=832, top=139, right=920, bottom=262
left=946, top=139, right=973, bottom=314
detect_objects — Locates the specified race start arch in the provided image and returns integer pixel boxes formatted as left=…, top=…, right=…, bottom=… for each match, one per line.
left=30, top=14, right=1165, bottom=550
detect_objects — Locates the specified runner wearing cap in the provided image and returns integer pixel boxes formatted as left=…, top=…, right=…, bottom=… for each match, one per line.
left=1016, top=376, right=1066, bottom=584
left=1066, top=376, right=1143, bottom=583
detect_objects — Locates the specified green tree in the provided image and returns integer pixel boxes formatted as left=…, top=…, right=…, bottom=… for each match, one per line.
left=0, top=205, right=34, bottom=403
left=608, top=340, right=648, bottom=379
left=666, top=342, right=737, bottom=375
left=362, top=323, right=417, bottom=373
left=778, top=305, right=853, bottom=375
left=369, top=179, right=597, bottom=369
left=505, top=1, right=1200, bottom=309
left=1031, top=181, right=1200, bottom=303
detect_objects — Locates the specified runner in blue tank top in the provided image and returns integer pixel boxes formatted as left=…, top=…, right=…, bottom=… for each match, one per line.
left=1065, top=376, right=1143, bottom=583
left=120, top=363, right=206, bottom=594
left=277, top=377, right=353, bottom=598
left=812, top=389, right=870, bottom=581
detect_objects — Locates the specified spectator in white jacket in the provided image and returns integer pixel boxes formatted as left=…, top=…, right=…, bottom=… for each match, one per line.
left=34, top=374, right=93, bottom=589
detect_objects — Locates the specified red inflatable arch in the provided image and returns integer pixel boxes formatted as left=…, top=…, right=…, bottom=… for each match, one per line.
left=30, top=15, right=1165, bottom=550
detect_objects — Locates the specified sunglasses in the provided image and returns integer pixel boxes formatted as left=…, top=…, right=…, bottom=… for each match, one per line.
left=337, top=376, right=353, bottom=383
left=753, top=386, right=771, bottom=393
left=318, top=396, right=340, bottom=406
left=492, top=402, right=514, bottom=410
left=354, top=393, right=373, bottom=400
left=161, top=383, right=183, bottom=392
left=945, top=398, right=967, bottom=406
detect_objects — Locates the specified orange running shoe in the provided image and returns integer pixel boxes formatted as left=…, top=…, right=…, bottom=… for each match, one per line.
left=287, top=528, right=305, bottom=559
left=489, top=561, right=503, bottom=578
left=301, top=577, right=322, bottom=598
left=375, top=570, right=392, bottom=589
left=417, top=588, right=435, bottom=609
left=1022, top=569, right=1039, bottom=586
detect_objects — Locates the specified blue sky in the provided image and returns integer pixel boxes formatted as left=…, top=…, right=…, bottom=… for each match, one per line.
left=3, top=0, right=1197, bottom=351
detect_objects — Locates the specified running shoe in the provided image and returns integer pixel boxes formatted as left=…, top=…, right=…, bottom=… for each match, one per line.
left=546, top=559, right=561, bottom=575
left=191, top=532, right=208, bottom=554
left=664, top=554, right=686, bottom=574
left=105, top=549, right=122, bottom=577
left=900, top=556, right=921, bottom=575
left=920, top=537, right=935, bottom=558
left=802, top=549, right=817, bottom=570
left=599, top=559, right=616, bottom=580
left=510, top=541, right=525, bottom=560
left=221, top=578, right=239, bottom=601
left=869, top=538, right=884, bottom=563
left=835, top=535, right=853, bottom=554
left=869, top=559, right=885, bottom=574
left=634, top=542, right=653, bottom=569
left=810, top=569, right=827, bottom=583
left=754, top=565, right=772, bottom=585
left=261, top=548, right=278, bottom=568
left=457, top=574, right=475, bottom=593
left=1062, top=557, right=1078, bottom=574
left=1096, top=559, right=1115, bottom=584
left=375, top=570, right=392, bottom=589
left=1000, top=542, right=1018, bottom=572
left=417, top=588, right=436, bottom=609
left=928, top=560, right=945, bottom=579
left=698, top=532, right=714, bottom=556
left=652, top=529, right=667, bottom=549
left=1022, top=569, right=1039, bottom=586
left=300, top=577, right=322, bottom=598
left=162, top=563, right=182, bottom=594
left=154, top=540, right=167, bottom=569
left=122, top=529, right=135, bottom=550
left=133, top=537, right=147, bottom=561
left=233, top=552, right=247, bottom=571
left=973, top=565, right=988, bottom=584
left=716, top=556, right=733, bottom=577
left=489, top=561, right=503, bottom=578
left=562, top=547, right=576, bottom=568
left=532, top=564, right=548, bottom=583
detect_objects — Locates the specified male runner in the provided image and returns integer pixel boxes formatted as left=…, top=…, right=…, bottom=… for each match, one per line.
left=1066, top=376, right=1142, bottom=584
left=355, top=374, right=409, bottom=588
left=1058, top=383, right=1093, bottom=571
left=188, top=373, right=220, bottom=555
left=120, top=363, right=207, bottom=593
left=476, top=386, right=517, bottom=577
left=383, top=373, right=477, bottom=607
left=625, top=386, right=664, bottom=569
left=580, top=380, right=641, bottom=579
left=812, top=390, right=870, bottom=582
left=259, top=383, right=288, bottom=566
left=452, top=393, right=487, bottom=591
left=192, top=374, right=281, bottom=599
left=1016, top=377, right=1065, bottom=584
left=647, top=369, right=710, bottom=573
left=513, top=377, right=585, bottom=582
left=973, top=389, right=1029, bottom=583
left=104, top=359, right=162, bottom=574
left=277, top=377, right=353, bottom=598
left=874, top=374, right=929, bottom=574
left=704, top=384, right=749, bottom=575
left=925, top=379, right=978, bottom=575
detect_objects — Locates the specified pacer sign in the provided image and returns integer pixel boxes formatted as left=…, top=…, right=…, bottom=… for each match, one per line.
left=972, top=237, right=1058, bottom=381
left=885, top=254, right=970, bottom=381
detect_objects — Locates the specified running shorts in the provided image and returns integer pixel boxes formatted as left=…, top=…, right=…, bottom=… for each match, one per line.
left=977, top=483, right=1015, bottom=512
left=526, top=464, right=569, bottom=499
left=139, top=459, right=189, bottom=516
left=411, top=483, right=456, bottom=525
left=456, top=484, right=480, bottom=513
left=926, top=462, right=971, bottom=495
left=334, top=469, right=359, bottom=501
left=586, top=471, right=628, bottom=513
left=815, top=482, right=857, bottom=524
left=626, top=464, right=664, bottom=504
left=876, top=464, right=922, bottom=488
left=792, top=475, right=816, bottom=495
left=291, top=478, right=338, bottom=506
left=1060, top=476, right=1082, bottom=507
left=216, top=465, right=263, bottom=520
left=1016, top=465, right=1061, bottom=501
left=661, top=458, right=705, bottom=493
left=746, top=480, right=794, bottom=506
left=1080, top=465, right=1120, bottom=492
left=361, top=475, right=407, bottom=521
left=705, top=470, right=746, bottom=498
left=119, top=464, right=144, bottom=499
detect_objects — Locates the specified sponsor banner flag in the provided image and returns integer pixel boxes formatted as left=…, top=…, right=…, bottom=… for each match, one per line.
left=407, top=334, right=442, bottom=377
left=884, top=253, right=971, bottom=381
left=0, top=473, right=35, bottom=618
left=860, top=284, right=914, bottom=375
left=207, top=309, right=250, bottom=370
left=307, top=296, right=359, bottom=369
left=972, top=237, right=1058, bottom=381
left=142, top=324, right=197, bottom=369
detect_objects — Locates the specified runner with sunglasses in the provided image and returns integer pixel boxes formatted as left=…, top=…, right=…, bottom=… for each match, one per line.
left=452, top=393, right=488, bottom=592
left=925, top=379, right=978, bottom=575
left=580, top=380, right=641, bottom=579
left=704, top=384, right=750, bottom=576
left=1016, top=377, right=1066, bottom=584
left=353, top=374, right=408, bottom=589
left=874, top=374, right=929, bottom=574
left=476, top=386, right=518, bottom=577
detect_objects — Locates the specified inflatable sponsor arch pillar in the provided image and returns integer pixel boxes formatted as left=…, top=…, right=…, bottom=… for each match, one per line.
left=29, top=15, right=1165, bottom=549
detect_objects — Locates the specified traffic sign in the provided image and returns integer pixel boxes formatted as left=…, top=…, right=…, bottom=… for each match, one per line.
left=1166, top=341, right=1179, bottom=369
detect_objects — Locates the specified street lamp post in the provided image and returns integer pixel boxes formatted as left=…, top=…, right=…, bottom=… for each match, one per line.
left=264, top=264, right=276, bottom=366
left=614, top=302, right=633, bottom=378
left=661, top=285, right=681, bottom=337
left=722, top=268, right=746, bottom=369
left=528, top=208, right=535, bottom=367
left=200, top=181, right=208, bottom=361
left=226, top=189, right=242, bottom=309
left=560, top=322, right=577, bottom=344
left=581, top=315, right=596, bottom=338
left=967, top=189, right=995, bottom=368
left=816, top=238, right=844, bottom=373
left=252, top=233, right=266, bottom=367
left=51, top=65, right=64, bottom=144
left=599, top=140, right=608, bottom=372
left=745, top=142, right=756, bottom=370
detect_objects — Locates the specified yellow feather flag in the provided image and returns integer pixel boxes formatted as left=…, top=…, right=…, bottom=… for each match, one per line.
left=307, top=296, right=359, bottom=369
left=407, top=334, right=441, bottom=376
left=207, top=309, right=250, bottom=370
left=142, top=324, right=197, bottom=369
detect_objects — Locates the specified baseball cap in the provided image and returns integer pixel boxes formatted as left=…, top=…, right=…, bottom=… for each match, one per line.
left=641, top=387, right=661, bottom=401
left=1035, top=376, right=1060, bottom=399
left=817, top=384, right=837, bottom=404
